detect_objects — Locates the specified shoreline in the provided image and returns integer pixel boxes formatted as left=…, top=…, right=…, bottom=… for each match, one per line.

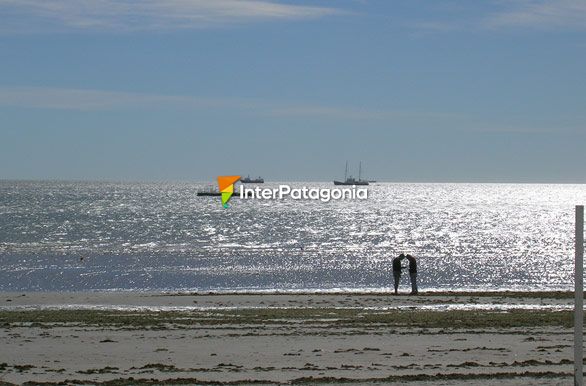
left=0, top=291, right=579, bottom=311
left=0, top=289, right=579, bottom=296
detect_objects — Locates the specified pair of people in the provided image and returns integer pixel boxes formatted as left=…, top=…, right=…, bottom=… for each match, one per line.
left=392, top=253, right=418, bottom=295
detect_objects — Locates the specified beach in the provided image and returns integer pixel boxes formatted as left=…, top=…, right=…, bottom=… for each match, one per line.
left=0, top=291, right=578, bottom=385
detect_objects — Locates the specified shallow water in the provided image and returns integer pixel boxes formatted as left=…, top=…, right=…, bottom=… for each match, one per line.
left=0, top=181, right=584, bottom=292
left=0, top=303, right=573, bottom=312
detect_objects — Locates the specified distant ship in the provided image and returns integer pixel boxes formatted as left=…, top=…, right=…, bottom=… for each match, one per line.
left=241, top=175, right=264, bottom=183
left=333, top=161, right=369, bottom=186
left=196, top=185, right=222, bottom=197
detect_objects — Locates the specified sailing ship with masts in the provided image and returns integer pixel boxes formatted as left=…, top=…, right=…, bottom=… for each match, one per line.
left=333, top=161, right=369, bottom=186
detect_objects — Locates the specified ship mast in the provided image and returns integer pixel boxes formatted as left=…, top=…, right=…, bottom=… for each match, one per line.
left=358, top=161, right=362, bottom=181
left=344, top=161, right=348, bottom=181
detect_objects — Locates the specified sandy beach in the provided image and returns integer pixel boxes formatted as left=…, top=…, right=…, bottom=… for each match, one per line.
left=0, top=291, right=578, bottom=385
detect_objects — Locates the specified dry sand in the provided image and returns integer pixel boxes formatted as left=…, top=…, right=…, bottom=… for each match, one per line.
left=0, top=291, right=579, bottom=385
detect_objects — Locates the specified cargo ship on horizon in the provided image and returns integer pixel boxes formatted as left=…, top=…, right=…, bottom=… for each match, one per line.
left=241, top=175, right=264, bottom=183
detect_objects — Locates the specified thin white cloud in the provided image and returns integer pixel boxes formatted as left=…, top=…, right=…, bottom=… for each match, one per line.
left=484, top=0, right=586, bottom=30
left=0, top=0, right=340, bottom=32
left=0, top=86, right=256, bottom=110
left=3, top=86, right=578, bottom=134
left=0, top=86, right=459, bottom=123
left=460, top=124, right=571, bottom=134
left=267, top=105, right=462, bottom=121
left=406, top=0, right=586, bottom=33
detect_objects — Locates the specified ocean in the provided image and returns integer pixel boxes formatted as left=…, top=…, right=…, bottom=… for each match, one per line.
left=0, top=180, right=584, bottom=292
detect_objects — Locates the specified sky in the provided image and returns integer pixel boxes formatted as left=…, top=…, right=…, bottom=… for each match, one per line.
left=0, top=0, right=585, bottom=182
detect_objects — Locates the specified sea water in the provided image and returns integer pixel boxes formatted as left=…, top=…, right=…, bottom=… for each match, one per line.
left=0, top=181, right=584, bottom=292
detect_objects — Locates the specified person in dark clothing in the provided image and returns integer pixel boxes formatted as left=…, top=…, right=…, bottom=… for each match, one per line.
left=406, top=254, right=418, bottom=295
left=392, top=254, right=405, bottom=294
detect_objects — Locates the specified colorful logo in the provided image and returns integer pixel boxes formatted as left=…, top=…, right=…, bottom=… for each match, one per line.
left=217, top=176, right=240, bottom=208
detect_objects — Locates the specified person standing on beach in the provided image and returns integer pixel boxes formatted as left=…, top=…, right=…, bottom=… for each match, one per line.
left=392, top=254, right=405, bottom=294
left=406, top=254, right=418, bottom=295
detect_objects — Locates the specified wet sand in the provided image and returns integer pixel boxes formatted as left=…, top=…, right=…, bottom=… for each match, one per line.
left=0, top=291, right=579, bottom=385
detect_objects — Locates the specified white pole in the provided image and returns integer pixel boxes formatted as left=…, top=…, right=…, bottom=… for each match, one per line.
left=576, top=205, right=584, bottom=386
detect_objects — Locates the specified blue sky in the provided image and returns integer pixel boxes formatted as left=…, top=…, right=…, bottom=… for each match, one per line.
left=0, top=0, right=585, bottom=182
